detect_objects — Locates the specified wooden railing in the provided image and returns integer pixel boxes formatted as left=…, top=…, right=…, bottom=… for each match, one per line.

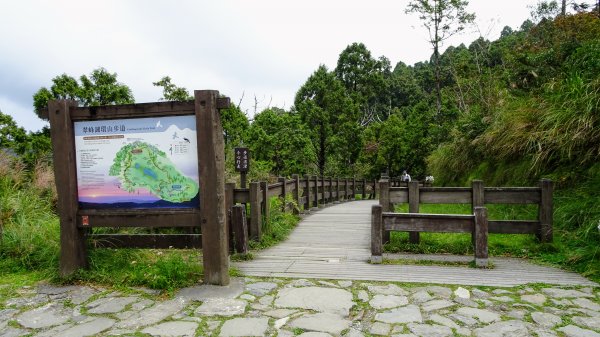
left=371, top=205, right=490, bottom=266
left=372, top=179, right=553, bottom=265
left=225, top=175, right=378, bottom=253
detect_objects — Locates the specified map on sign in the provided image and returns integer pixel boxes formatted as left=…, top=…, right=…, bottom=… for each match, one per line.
left=74, top=115, right=199, bottom=209
left=109, top=141, right=198, bottom=203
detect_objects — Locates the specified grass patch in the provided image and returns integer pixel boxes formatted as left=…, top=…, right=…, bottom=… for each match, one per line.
left=382, top=258, right=474, bottom=268
left=249, top=196, right=300, bottom=250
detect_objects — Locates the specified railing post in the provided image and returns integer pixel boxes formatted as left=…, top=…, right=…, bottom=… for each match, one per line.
left=335, top=178, right=340, bottom=202
left=538, top=179, right=553, bottom=243
left=379, top=179, right=391, bottom=244
left=472, top=180, right=484, bottom=248
left=362, top=178, right=367, bottom=199
left=352, top=177, right=356, bottom=199
left=313, top=175, right=319, bottom=209
left=304, top=174, right=312, bottom=211
left=249, top=181, right=262, bottom=241
left=260, top=181, right=270, bottom=227
left=225, top=182, right=236, bottom=253
left=371, top=204, right=383, bottom=264
left=278, top=177, right=287, bottom=212
left=408, top=181, right=420, bottom=244
left=328, top=176, right=335, bottom=203
left=292, top=174, right=300, bottom=214
left=231, top=205, right=248, bottom=254
left=474, top=206, right=489, bottom=268
left=321, top=176, right=326, bottom=204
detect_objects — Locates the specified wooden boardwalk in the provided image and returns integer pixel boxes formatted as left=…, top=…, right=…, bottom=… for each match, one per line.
left=234, top=200, right=597, bottom=287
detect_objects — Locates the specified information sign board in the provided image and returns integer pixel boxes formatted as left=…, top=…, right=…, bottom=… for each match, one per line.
left=234, top=147, right=250, bottom=172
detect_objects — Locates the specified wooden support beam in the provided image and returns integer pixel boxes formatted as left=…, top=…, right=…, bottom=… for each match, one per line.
left=196, top=89, right=229, bottom=286
left=49, top=100, right=88, bottom=277
left=313, top=175, right=319, bottom=209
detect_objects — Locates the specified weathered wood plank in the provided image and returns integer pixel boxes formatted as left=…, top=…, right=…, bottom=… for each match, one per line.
left=89, top=234, right=202, bottom=249
left=389, top=188, right=409, bottom=203
left=383, top=213, right=474, bottom=233
left=70, top=101, right=195, bottom=120
left=420, top=188, right=472, bottom=204
left=485, top=188, right=540, bottom=204
left=233, top=189, right=249, bottom=203
left=76, top=211, right=201, bottom=228
left=488, top=220, right=538, bottom=234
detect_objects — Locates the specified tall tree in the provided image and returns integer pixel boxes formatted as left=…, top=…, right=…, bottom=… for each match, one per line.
left=406, top=0, right=475, bottom=118
left=153, top=76, right=193, bottom=101
left=295, top=65, right=351, bottom=175
left=335, top=43, right=390, bottom=125
left=33, top=67, right=134, bottom=120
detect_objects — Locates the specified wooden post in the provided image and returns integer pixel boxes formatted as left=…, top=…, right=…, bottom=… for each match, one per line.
left=260, top=181, right=270, bottom=226
left=240, top=172, right=247, bottom=189
left=249, top=181, right=262, bottom=241
left=48, top=100, right=88, bottom=277
left=225, top=182, right=235, bottom=254
left=379, top=179, right=391, bottom=244
left=292, top=174, right=300, bottom=214
left=313, top=175, right=319, bottom=208
left=335, top=178, right=340, bottom=202
left=278, top=177, right=287, bottom=212
left=538, top=179, right=553, bottom=243
left=231, top=205, right=248, bottom=254
left=371, top=204, right=383, bottom=264
left=196, top=90, right=229, bottom=285
left=472, top=180, right=484, bottom=248
left=408, top=181, right=420, bottom=244
left=304, top=175, right=312, bottom=211
left=352, top=177, right=356, bottom=199
left=474, top=207, right=489, bottom=268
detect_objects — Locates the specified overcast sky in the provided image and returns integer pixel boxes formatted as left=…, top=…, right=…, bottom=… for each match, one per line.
left=0, top=0, right=540, bottom=131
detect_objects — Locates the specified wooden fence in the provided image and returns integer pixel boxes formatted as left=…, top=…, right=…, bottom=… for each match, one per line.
left=225, top=175, right=378, bottom=253
left=372, top=179, right=553, bottom=265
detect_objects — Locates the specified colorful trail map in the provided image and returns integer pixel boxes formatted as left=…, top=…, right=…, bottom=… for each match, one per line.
left=109, top=141, right=198, bottom=203
left=74, top=115, right=199, bottom=208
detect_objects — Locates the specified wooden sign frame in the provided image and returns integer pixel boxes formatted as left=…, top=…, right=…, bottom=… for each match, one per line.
left=48, top=90, right=231, bottom=285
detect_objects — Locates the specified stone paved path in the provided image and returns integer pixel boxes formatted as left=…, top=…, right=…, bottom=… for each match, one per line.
left=235, top=200, right=596, bottom=287
left=1, top=278, right=600, bottom=336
